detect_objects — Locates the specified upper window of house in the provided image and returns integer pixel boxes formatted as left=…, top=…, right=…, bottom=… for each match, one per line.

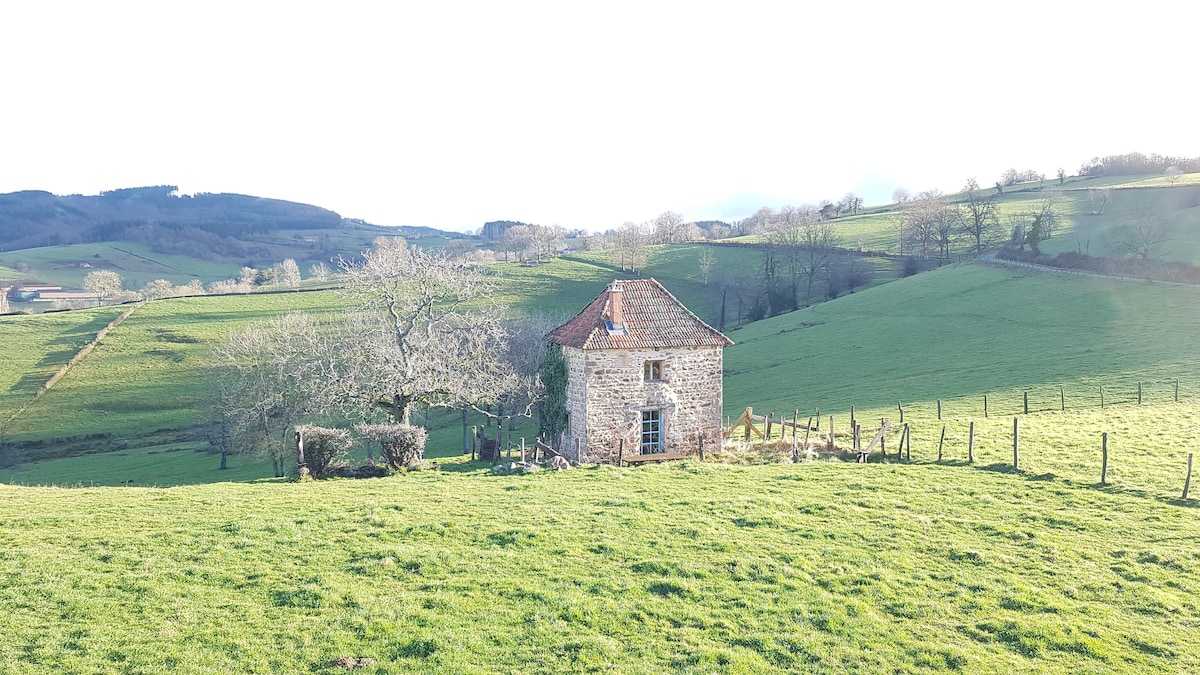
left=644, top=359, right=663, bottom=381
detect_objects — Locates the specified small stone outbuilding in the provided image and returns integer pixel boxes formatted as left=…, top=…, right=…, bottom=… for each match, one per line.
left=544, top=278, right=733, bottom=464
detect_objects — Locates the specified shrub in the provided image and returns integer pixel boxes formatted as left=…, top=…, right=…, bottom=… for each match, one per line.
left=356, top=423, right=427, bottom=470
left=295, top=425, right=352, bottom=478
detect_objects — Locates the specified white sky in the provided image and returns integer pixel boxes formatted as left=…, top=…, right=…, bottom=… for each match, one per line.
left=1, top=1, right=1196, bottom=232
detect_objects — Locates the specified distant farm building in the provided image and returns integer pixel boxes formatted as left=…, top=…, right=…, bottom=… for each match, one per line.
left=545, top=278, right=733, bottom=464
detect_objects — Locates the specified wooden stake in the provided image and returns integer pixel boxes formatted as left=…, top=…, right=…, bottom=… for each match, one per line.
left=828, top=416, right=835, bottom=452
left=1100, top=433, right=1108, bottom=485
left=968, top=421, right=975, bottom=463
left=904, top=423, right=911, bottom=461
left=937, top=399, right=942, bottom=420
left=937, top=425, right=946, bottom=461
left=792, top=410, right=799, bottom=448
left=1060, top=387, right=1065, bottom=412
left=1138, top=381, right=1142, bottom=405
left=1023, top=391, right=1029, bottom=415
left=850, top=405, right=856, bottom=430
left=1012, top=417, right=1019, bottom=470
left=802, top=417, right=813, bottom=453
left=880, top=418, right=886, bottom=457
left=766, top=412, right=775, bottom=440
left=1184, top=452, right=1194, bottom=499
left=984, top=394, right=989, bottom=418
left=617, top=438, right=624, bottom=466
left=814, top=409, right=820, bottom=430
left=1100, top=385, right=1104, bottom=409
left=898, top=401, right=904, bottom=424
left=854, top=424, right=861, bottom=453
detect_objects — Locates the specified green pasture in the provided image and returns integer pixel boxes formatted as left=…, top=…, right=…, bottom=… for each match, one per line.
left=0, top=242, right=242, bottom=289
left=0, top=291, right=345, bottom=448
left=0, top=305, right=127, bottom=423
left=1, top=458, right=1197, bottom=674
left=723, top=262, right=1200, bottom=421
left=3, top=442, right=273, bottom=488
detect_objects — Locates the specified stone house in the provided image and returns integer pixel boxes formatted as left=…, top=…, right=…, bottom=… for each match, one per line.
left=544, top=278, right=733, bottom=464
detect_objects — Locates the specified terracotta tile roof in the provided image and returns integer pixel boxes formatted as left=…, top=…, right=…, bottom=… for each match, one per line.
left=545, top=278, right=733, bottom=350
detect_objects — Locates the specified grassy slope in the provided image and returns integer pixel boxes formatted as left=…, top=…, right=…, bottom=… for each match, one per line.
left=726, top=174, right=1200, bottom=267
left=1, top=462, right=1196, bottom=674
left=722, top=262, right=1200, bottom=417
left=2, top=291, right=345, bottom=445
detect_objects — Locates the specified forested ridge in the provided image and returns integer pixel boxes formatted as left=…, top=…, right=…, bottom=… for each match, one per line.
left=0, top=185, right=352, bottom=249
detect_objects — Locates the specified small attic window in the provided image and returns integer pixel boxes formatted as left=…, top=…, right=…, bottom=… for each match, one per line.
left=604, top=319, right=627, bottom=336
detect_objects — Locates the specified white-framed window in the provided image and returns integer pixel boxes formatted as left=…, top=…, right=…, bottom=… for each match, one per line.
left=641, top=409, right=662, bottom=454
left=643, top=359, right=663, bottom=381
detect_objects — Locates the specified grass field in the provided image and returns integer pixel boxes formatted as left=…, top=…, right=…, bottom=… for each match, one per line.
left=1, top=458, right=1196, bottom=674
left=3, top=239, right=1200, bottom=671
left=722, top=262, right=1200, bottom=419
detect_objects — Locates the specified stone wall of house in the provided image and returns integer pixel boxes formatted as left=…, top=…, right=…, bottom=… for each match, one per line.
left=559, top=345, right=724, bottom=465
left=559, top=346, right=590, bottom=463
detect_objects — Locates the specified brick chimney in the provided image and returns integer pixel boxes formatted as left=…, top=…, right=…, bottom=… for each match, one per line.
left=608, top=281, right=624, bottom=328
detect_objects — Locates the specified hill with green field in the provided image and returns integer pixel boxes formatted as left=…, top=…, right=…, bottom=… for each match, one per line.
left=0, top=185, right=461, bottom=293
left=4, top=171, right=1200, bottom=671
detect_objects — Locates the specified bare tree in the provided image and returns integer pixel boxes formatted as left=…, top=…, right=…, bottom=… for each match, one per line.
left=697, top=247, right=716, bottom=286
left=497, top=225, right=531, bottom=262
left=614, top=221, right=649, bottom=273
left=899, top=190, right=947, bottom=258
left=83, top=270, right=122, bottom=305
left=1056, top=167, right=1067, bottom=185
left=330, top=237, right=520, bottom=425
left=1087, top=187, right=1112, bottom=215
left=840, top=192, right=863, bottom=216
left=1116, top=207, right=1171, bottom=260
left=892, top=188, right=911, bottom=204
left=652, top=211, right=687, bottom=243
left=210, top=312, right=331, bottom=477
left=1165, top=165, right=1183, bottom=185
left=528, top=223, right=565, bottom=260
left=958, top=178, right=1002, bottom=255
left=309, top=262, right=331, bottom=280
left=272, top=259, right=301, bottom=287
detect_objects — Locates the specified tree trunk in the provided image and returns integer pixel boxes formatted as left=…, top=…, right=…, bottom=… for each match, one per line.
left=219, top=449, right=228, bottom=470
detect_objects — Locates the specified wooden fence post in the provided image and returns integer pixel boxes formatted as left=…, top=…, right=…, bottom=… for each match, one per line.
left=1023, top=391, right=1029, bottom=415
left=802, top=418, right=813, bottom=454
left=766, top=412, right=775, bottom=440
left=984, top=394, right=988, bottom=418
left=968, top=421, right=975, bottom=463
left=1060, top=387, right=1065, bottom=412
left=898, top=401, right=904, bottom=424
left=828, top=416, right=835, bottom=452
left=1100, top=433, right=1108, bottom=485
left=617, top=438, right=624, bottom=466
left=880, top=418, right=886, bottom=457
left=744, top=406, right=753, bottom=442
left=1100, top=385, right=1104, bottom=409
left=904, top=423, right=911, bottom=461
left=814, top=410, right=820, bottom=430
left=1012, top=417, right=1019, bottom=470
left=937, top=399, right=942, bottom=420
left=854, top=424, right=861, bottom=454
left=850, top=405, right=856, bottom=430
left=792, top=410, right=799, bottom=449
left=937, top=425, right=946, bottom=461
left=1183, top=452, right=1194, bottom=499
left=1138, top=382, right=1142, bottom=405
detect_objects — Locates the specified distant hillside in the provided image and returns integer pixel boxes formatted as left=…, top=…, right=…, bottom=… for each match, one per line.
left=0, top=185, right=456, bottom=255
